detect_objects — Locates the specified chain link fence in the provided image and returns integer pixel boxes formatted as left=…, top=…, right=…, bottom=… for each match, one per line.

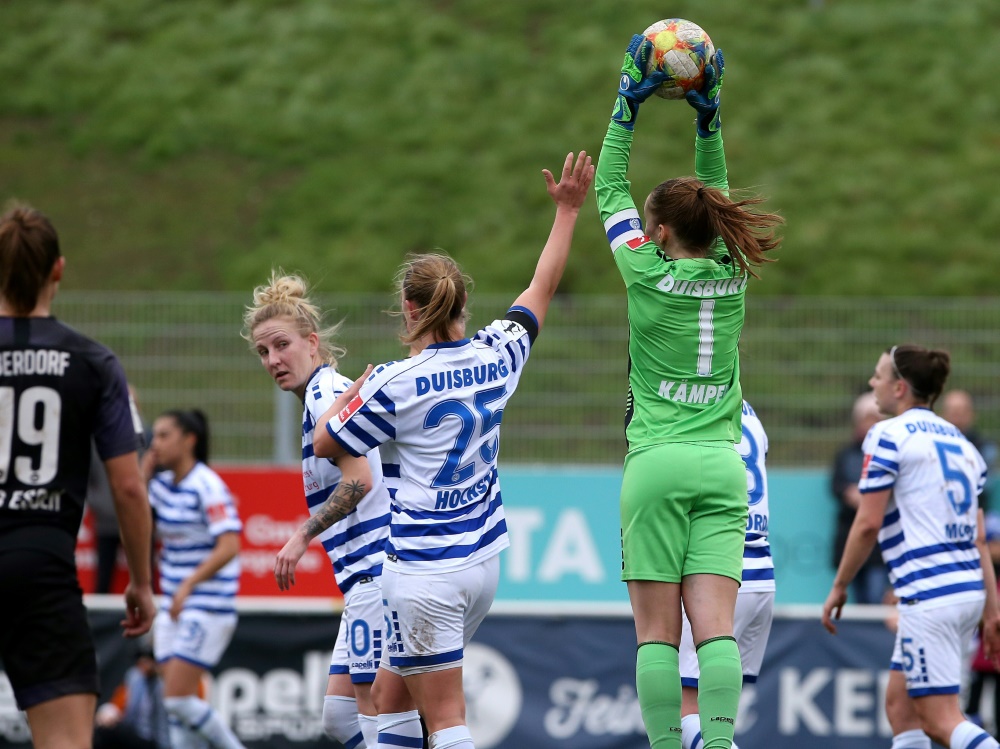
left=55, top=292, right=1000, bottom=467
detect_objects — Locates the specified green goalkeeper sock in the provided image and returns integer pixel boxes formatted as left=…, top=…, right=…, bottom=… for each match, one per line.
left=696, top=636, right=742, bottom=749
left=636, top=641, right=683, bottom=748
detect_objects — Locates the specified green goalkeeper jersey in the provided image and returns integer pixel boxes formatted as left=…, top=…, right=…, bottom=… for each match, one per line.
left=596, top=123, right=745, bottom=450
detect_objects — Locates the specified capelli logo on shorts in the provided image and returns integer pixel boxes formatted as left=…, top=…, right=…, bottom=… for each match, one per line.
left=339, top=395, right=362, bottom=423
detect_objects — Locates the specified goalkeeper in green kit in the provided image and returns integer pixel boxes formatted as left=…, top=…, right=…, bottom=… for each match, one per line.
left=596, top=35, right=782, bottom=749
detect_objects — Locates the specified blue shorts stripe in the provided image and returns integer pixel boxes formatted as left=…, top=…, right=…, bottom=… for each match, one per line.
left=329, top=665, right=350, bottom=675
left=343, top=731, right=365, bottom=749
left=390, top=647, right=464, bottom=669
left=680, top=677, right=699, bottom=688
left=907, top=684, right=959, bottom=697
left=378, top=733, right=424, bottom=748
left=168, top=653, right=217, bottom=671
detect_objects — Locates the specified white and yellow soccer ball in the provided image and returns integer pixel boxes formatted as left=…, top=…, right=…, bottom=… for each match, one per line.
left=642, top=18, right=716, bottom=100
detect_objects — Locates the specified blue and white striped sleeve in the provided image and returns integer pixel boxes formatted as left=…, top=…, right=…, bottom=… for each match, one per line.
left=859, top=425, right=899, bottom=494
left=328, top=381, right=397, bottom=458
left=474, top=312, right=534, bottom=377
left=203, top=478, right=242, bottom=537
left=976, top=449, right=988, bottom=496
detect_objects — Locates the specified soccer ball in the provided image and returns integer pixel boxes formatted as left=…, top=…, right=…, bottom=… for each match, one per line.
left=642, top=19, right=715, bottom=100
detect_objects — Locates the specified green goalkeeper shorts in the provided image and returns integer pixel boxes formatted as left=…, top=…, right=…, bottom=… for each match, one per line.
left=620, top=441, right=748, bottom=584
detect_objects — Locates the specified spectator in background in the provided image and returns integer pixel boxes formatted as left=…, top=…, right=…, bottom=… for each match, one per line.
left=94, top=640, right=169, bottom=749
left=943, top=390, right=998, bottom=511
left=831, top=392, right=889, bottom=604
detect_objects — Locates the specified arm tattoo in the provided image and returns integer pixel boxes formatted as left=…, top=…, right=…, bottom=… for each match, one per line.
left=303, top=479, right=368, bottom=539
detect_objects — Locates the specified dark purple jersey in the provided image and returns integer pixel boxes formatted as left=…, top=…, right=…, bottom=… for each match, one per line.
left=0, top=317, right=140, bottom=561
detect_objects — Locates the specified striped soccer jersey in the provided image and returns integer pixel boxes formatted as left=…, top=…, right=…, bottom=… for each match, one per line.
left=329, top=309, right=537, bottom=574
left=149, top=462, right=242, bottom=614
left=860, top=407, right=988, bottom=607
left=739, top=400, right=774, bottom=592
left=301, top=365, right=390, bottom=595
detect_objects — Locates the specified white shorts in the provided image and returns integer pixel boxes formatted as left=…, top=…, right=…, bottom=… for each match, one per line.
left=679, top=590, right=775, bottom=687
left=890, top=594, right=984, bottom=697
left=329, top=577, right=383, bottom=684
left=380, top=554, right=500, bottom=675
left=153, top=608, right=237, bottom=670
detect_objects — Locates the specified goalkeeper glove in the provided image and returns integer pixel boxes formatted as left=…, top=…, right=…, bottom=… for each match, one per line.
left=685, top=49, right=725, bottom=138
left=611, top=34, right=668, bottom=131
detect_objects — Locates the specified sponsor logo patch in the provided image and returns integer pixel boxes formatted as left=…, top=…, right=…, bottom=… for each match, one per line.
left=339, top=395, right=362, bottom=423
left=861, top=453, right=872, bottom=480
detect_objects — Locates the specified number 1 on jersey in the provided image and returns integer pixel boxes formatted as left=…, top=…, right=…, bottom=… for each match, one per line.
left=697, top=299, right=715, bottom=377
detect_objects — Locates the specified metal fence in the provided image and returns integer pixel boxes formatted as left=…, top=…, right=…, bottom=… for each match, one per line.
left=55, top=292, right=1000, bottom=467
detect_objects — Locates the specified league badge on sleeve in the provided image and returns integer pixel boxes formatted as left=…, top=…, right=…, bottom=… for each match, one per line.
left=206, top=503, right=228, bottom=524
left=861, top=453, right=872, bottom=480
left=339, top=395, right=362, bottom=423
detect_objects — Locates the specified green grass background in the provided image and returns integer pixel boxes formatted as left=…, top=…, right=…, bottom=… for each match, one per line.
left=1, top=0, right=998, bottom=297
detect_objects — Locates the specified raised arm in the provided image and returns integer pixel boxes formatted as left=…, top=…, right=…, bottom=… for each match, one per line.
left=509, top=151, right=594, bottom=331
left=595, top=35, right=666, bottom=246
left=687, top=50, right=728, bottom=192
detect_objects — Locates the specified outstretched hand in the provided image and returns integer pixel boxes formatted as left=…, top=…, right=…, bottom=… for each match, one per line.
left=542, top=151, right=595, bottom=212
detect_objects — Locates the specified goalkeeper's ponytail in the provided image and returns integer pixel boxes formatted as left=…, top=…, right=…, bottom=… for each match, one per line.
left=396, top=253, right=470, bottom=347
left=646, top=177, right=782, bottom=277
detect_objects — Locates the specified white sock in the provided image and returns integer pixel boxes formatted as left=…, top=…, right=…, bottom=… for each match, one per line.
left=378, top=709, right=423, bottom=749
left=681, top=714, right=703, bottom=749
left=679, top=713, right=740, bottom=749
left=429, top=725, right=474, bottom=749
left=951, top=720, right=1000, bottom=749
left=323, top=695, right=366, bottom=747
left=891, top=729, right=931, bottom=748
left=359, top=713, right=379, bottom=748
left=164, top=695, right=246, bottom=749
left=168, top=716, right=202, bottom=749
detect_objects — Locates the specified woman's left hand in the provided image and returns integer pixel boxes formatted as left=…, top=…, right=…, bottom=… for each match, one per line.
left=982, top=610, right=1000, bottom=669
left=821, top=583, right=848, bottom=635
left=543, top=151, right=595, bottom=212
left=169, top=580, right=192, bottom=621
left=274, top=532, right=310, bottom=591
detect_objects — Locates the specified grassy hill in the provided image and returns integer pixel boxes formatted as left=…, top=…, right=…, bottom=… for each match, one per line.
left=1, top=0, right=998, bottom=296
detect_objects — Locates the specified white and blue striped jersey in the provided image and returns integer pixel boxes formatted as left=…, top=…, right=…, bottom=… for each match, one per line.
left=149, top=463, right=242, bottom=615
left=739, top=401, right=774, bottom=592
left=302, top=365, right=391, bottom=595
left=860, top=407, right=988, bottom=608
left=329, top=309, right=538, bottom=574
